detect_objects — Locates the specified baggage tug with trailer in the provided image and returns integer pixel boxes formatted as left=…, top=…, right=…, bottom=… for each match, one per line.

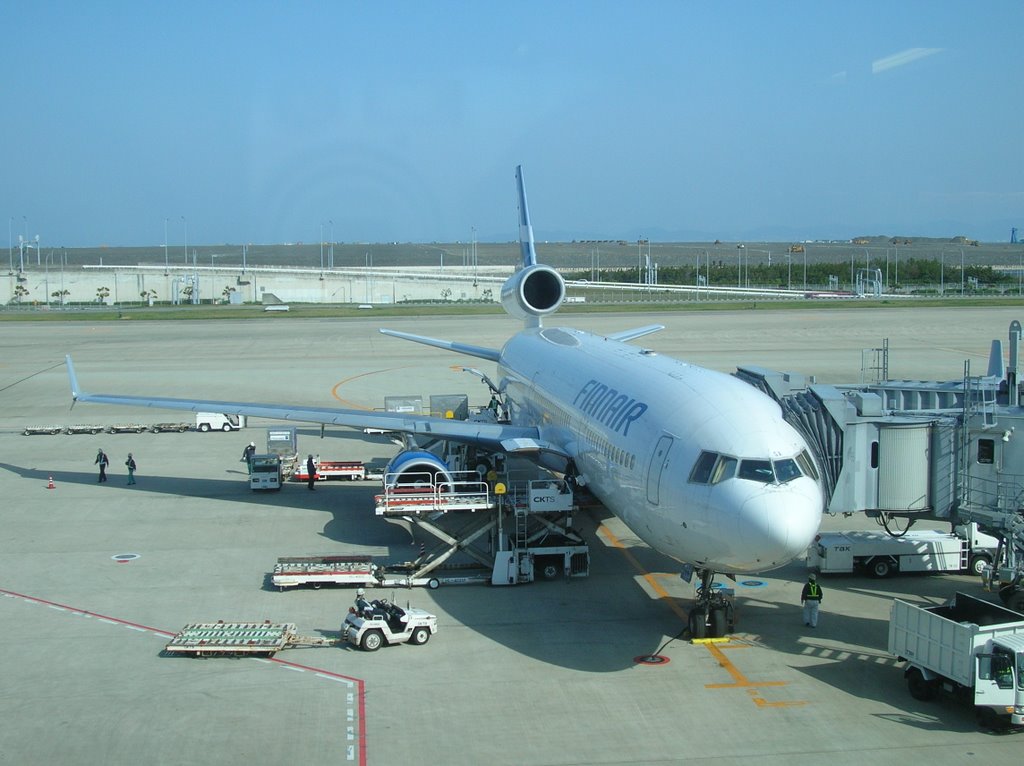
left=889, top=592, right=1024, bottom=729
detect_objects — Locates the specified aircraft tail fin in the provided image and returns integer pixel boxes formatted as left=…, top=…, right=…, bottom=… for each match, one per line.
left=516, top=165, right=538, bottom=268
left=499, top=166, right=565, bottom=327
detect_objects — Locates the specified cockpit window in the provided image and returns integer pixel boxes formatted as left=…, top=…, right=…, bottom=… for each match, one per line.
left=689, top=451, right=718, bottom=484
left=773, top=458, right=801, bottom=484
left=693, top=451, right=813, bottom=486
left=738, top=459, right=774, bottom=483
left=796, top=449, right=820, bottom=481
left=710, top=456, right=736, bottom=484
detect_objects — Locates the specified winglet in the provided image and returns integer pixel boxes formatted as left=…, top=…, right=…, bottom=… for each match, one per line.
left=516, top=165, right=538, bottom=268
left=66, top=355, right=82, bottom=399
left=65, top=355, right=82, bottom=409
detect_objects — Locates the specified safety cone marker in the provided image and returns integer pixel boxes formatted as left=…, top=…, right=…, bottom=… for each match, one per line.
left=47, top=476, right=55, bottom=489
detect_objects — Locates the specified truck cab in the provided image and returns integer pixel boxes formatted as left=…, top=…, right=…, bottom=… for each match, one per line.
left=975, top=634, right=1024, bottom=727
left=196, top=412, right=245, bottom=432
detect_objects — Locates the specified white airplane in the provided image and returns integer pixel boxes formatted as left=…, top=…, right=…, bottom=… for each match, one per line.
left=66, top=166, right=823, bottom=637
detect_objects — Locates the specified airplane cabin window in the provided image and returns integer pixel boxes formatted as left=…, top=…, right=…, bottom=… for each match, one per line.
left=689, top=451, right=718, bottom=483
left=797, top=450, right=820, bottom=481
left=738, top=459, right=774, bottom=483
left=773, top=458, right=801, bottom=483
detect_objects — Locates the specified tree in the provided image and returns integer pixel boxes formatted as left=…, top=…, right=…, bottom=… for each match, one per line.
left=52, top=289, right=71, bottom=306
left=96, top=286, right=110, bottom=304
left=222, top=285, right=236, bottom=301
left=13, top=284, right=29, bottom=304
left=440, top=288, right=453, bottom=301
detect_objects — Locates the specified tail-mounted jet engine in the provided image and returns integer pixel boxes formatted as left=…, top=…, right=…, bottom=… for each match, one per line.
left=500, top=265, right=565, bottom=322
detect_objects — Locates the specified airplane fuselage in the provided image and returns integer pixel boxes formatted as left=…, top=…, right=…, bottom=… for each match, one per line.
left=499, top=326, right=823, bottom=573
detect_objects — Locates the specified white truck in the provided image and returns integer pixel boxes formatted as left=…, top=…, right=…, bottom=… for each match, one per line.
left=889, top=592, right=1024, bottom=729
left=341, top=598, right=437, bottom=651
left=808, top=527, right=997, bottom=578
left=196, top=412, right=245, bottom=432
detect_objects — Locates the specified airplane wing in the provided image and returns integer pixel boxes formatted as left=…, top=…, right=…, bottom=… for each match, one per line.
left=65, top=356, right=556, bottom=455
left=606, top=325, right=665, bottom=342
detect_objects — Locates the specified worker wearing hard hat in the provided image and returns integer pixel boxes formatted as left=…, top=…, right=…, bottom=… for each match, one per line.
left=355, top=588, right=371, bottom=616
left=801, top=573, right=823, bottom=627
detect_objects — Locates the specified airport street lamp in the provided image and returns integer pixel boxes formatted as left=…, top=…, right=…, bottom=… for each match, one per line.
left=181, top=216, right=188, bottom=265
left=329, top=220, right=334, bottom=269
left=164, top=218, right=169, bottom=273
left=8, top=217, right=12, bottom=273
left=736, top=245, right=744, bottom=288
left=954, top=246, right=962, bottom=294
left=319, top=222, right=324, bottom=271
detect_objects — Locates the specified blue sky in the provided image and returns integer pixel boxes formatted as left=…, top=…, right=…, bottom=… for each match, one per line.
left=3, top=1, right=1022, bottom=247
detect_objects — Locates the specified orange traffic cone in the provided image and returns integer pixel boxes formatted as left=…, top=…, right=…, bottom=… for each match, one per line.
left=47, top=476, right=55, bottom=489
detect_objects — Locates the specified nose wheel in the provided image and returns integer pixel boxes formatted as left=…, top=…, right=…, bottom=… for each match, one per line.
left=688, top=569, right=734, bottom=639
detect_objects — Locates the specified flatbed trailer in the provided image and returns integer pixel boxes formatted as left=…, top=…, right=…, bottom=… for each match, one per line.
left=272, top=555, right=490, bottom=590
left=22, top=425, right=65, bottom=435
left=106, top=423, right=149, bottom=434
left=150, top=422, right=191, bottom=433
left=64, top=424, right=105, bottom=435
left=164, top=621, right=336, bottom=657
left=272, top=555, right=379, bottom=590
left=292, top=459, right=366, bottom=482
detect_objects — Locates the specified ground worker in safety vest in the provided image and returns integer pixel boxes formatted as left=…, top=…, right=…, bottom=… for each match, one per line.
left=801, top=573, right=823, bottom=627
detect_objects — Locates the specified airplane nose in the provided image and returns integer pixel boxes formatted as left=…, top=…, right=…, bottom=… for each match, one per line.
left=741, top=482, right=823, bottom=568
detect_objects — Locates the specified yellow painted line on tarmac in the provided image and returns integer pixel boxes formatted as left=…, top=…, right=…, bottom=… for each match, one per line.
left=704, top=642, right=807, bottom=708
left=596, top=525, right=806, bottom=708
left=597, top=524, right=689, bottom=623
left=331, top=366, right=416, bottom=408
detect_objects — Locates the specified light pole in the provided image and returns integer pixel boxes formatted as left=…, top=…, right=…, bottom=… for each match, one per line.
left=328, top=220, right=334, bottom=269
left=163, top=217, right=169, bottom=273
left=960, top=248, right=965, bottom=295
left=7, top=217, right=12, bottom=272
left=736, top=245, right=744, bottom=287
left=319, top=222, right=324, bottom=271
left=181, top=216, right=188, bottom=265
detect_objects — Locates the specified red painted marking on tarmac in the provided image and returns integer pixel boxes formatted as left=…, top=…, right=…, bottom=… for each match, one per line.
left=1, top=586, right=369, bottom=765
left=0, top=586, right=176, bottom=637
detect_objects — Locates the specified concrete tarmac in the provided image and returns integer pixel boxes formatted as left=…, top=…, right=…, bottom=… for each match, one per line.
left=1, top=306, right=1022, bottom=765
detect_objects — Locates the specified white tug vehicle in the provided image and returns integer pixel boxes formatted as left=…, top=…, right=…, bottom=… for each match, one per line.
left=341, top=590, right=438, bottom=651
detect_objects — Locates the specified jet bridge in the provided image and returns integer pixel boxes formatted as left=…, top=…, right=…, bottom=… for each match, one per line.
left=735, top=320, right=1024, bottom=611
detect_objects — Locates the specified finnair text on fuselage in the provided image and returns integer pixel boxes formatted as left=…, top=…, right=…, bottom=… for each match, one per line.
left=572, top=379, right=648, bottom=436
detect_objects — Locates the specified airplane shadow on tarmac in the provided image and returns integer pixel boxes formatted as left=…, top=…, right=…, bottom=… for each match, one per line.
left=0, top=459, right=677, bottom=673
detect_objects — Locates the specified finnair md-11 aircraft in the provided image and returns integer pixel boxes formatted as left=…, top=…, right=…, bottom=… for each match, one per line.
left=67, top=166, right=823, bottom=637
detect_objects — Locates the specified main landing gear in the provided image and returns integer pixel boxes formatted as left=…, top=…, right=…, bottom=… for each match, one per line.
left=687, top=568, right=734, bottom=639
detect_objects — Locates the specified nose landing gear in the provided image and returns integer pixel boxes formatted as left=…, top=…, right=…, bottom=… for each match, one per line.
left=687, top=568, right=734, bottom=639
